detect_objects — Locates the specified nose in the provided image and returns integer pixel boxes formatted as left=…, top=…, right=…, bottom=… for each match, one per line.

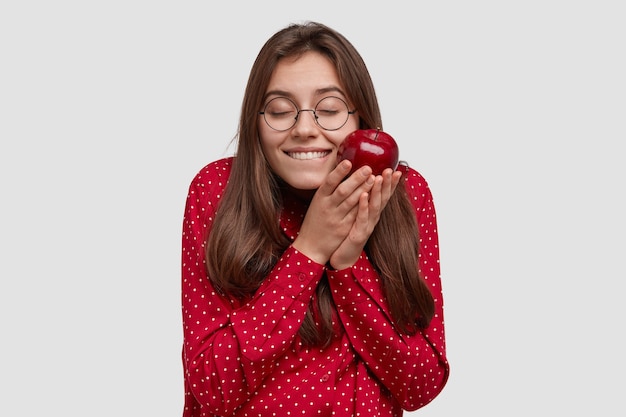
left=291, top=109, right=319, bottom=136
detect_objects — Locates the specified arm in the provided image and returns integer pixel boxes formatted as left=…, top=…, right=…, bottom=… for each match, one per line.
left=181, top=160, right=325, bottom=415
left=327, top=168, right=449, bottom=410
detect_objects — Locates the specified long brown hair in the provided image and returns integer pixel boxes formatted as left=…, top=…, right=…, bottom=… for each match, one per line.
left=206, top=21, right=434, bottom=346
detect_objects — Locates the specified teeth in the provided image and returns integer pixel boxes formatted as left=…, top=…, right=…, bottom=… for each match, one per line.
left=287, top=151, right=329, bottom=160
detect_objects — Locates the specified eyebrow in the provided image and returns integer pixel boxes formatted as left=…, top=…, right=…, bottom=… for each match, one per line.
left=263, top=86, right=347, bottom=101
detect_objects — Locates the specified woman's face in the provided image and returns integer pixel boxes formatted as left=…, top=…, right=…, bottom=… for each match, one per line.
left=259, top=51, right=359, bottom=191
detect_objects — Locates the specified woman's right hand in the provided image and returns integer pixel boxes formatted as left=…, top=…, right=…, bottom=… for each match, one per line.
left=292, top=160, right=375, bottom=266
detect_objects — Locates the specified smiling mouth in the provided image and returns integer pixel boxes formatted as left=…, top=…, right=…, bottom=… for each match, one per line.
left=286, top=151, right=331, bottom=160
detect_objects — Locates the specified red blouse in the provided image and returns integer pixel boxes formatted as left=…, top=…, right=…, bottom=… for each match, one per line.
left=181, top=157, right=449, bottom=416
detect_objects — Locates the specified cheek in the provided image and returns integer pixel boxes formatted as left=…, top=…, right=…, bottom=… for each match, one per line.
left=332, top=119, right=359, bottom=146
left=258, top=131, right=283, bottom=168
left=258, top=123, right=274, bottom=152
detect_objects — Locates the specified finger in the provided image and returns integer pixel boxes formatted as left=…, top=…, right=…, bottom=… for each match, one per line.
left=340, top=165, right=373, bottom=190
left=380, top=169, right=402, bottom=203
left=368, top=175, right=384, bottom=213
left=350, top=192, right=372, bottom=245
left=366, top=170, right=401, bottom=225
left=375, top=169, right=391, bottom=202
left=391, top=169, right=402, bottom=188
left=334, top=167, right=374, bottom=208
left=317, top=159, right=354, bottom=196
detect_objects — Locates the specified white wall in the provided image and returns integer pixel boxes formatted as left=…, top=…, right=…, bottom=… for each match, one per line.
left=1, top=1, right=624, bottom=415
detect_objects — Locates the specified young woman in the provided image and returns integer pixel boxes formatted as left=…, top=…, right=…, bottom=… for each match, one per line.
left=181, top=21, right=449, bottom=416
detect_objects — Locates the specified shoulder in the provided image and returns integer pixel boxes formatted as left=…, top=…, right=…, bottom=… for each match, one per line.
left=188, top=157, right=233, bottom=192
left=400, top=163, right=434, bottom=204
left=399, top=164, right=440, bottom=233
left=185, top=157, right=233, bottom=213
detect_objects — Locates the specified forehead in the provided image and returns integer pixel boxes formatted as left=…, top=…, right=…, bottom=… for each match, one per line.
left=266, top=51, right=344, bottom=99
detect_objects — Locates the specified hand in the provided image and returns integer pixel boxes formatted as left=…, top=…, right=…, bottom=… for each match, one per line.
left=329, top=167, right=402, bottom=270
left=292, top=160, right=375, bottom=266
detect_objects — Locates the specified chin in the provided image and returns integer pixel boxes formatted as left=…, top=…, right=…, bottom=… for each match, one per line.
left=284, top=176, right=324, bottom=192
left=291, top=181, right=323, bottom=191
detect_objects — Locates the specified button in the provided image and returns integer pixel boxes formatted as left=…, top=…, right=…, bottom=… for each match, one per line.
left=298, top=273, right=306, bottom=282
left=321, top=373, right=330, bottom=382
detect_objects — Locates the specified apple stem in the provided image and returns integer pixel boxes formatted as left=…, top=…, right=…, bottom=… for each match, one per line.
left=375, top=127, right=380, bottom=141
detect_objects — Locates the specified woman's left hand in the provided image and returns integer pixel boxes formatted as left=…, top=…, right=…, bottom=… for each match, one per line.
left=329, top=168, right=402, bottom=270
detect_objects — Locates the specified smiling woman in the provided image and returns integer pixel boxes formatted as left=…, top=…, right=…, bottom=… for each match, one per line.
left=257, top=51, right=359, bottom=192
left=180, top=21, right=449, bottom=417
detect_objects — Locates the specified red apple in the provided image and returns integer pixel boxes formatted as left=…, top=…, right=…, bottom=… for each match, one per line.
left=337, top=128, right=399, bottom=175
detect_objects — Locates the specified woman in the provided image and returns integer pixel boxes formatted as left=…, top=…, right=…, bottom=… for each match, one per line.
left=181, top=21, right=449, bottom=416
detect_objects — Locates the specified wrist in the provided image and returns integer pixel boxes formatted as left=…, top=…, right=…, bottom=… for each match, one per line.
left=329, top=254, right=359, bottom=271
left=292, top=238, right=330, bottom=266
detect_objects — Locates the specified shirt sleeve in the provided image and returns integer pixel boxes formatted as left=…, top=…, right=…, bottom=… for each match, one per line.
left=326, top=167, right=450, bottom=411
left=181, top=160, right=326, bottom=415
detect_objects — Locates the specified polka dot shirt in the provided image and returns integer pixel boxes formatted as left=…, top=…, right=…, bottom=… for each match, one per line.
left=181, top=157, right=449, bottom=416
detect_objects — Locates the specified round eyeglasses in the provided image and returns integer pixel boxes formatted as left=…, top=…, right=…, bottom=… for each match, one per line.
left=259, top=96, right=357, bottom=132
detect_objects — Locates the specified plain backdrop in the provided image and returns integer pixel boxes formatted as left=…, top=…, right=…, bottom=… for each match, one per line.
left=1, top=1, right=624, bottom=416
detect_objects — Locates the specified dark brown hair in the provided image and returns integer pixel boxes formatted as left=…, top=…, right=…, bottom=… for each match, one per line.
left=206, top=21, right=434, bottom=346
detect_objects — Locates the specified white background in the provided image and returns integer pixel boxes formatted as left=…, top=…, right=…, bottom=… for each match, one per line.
left=1, top=1, right=624, bottom=416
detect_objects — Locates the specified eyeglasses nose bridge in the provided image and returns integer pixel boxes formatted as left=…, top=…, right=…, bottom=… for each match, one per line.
left=294, top=108, right=318, bottom=125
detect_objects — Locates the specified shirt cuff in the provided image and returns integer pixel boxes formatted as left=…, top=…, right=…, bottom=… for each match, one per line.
left=326, top=253, right=377, bottom=305
left=264, top=245, right=327, bottom=295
